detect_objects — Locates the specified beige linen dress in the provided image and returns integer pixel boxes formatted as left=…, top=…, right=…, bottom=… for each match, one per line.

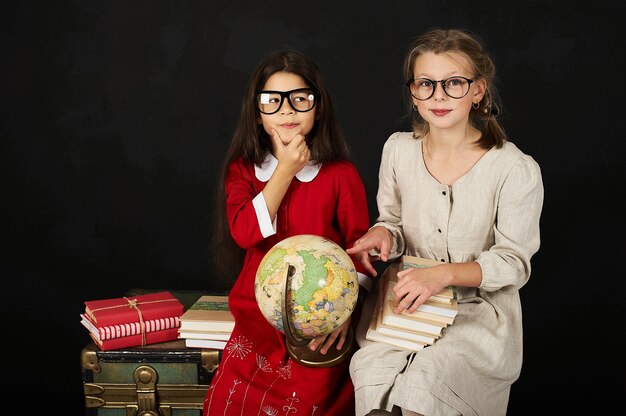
left=349, top=132, right=544, bottom=416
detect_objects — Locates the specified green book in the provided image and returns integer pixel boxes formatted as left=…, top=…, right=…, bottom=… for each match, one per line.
left=179, top=295, right=235, bottom=333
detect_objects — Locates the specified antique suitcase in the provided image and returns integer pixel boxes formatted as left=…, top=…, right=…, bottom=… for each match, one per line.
left=81, top=290, right=225, bottom=416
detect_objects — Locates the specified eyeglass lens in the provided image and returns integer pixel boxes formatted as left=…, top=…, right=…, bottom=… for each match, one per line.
left=257, top=89, right=316, bottom=114
left=408, top=77, right=472, bottom=100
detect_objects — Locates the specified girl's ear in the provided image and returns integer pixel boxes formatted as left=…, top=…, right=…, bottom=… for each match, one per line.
left=473, top=79, right=487, bottom=102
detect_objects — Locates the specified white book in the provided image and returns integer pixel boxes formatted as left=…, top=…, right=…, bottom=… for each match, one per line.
left=412, top=299, right=458, bottom=318
left=375, top=324, right=438, bottom=345
left=381, top=297, right=445, bottom=336
left=385, top=282, right=458, bottom=320
left=398, top=307, right=454, bottom=325
left=185, top=338, right=227, bottom=350
left=178, top=330, right=231, bottom=341
left=365, top=329, right=427, bottom=352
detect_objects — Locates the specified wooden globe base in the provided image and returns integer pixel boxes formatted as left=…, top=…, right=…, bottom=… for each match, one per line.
left=281, top=263, right=355, bottom=367
left=285, top=326, right=355, bottom=368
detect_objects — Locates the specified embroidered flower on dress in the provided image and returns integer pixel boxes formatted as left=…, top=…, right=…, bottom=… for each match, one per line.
left=227, top=335, right=252, bottom=359
left=261, top=405, right=278, bottom=416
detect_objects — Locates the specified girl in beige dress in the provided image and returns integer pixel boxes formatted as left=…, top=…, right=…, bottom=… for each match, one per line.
left=347, top=28, right=544, bottom=416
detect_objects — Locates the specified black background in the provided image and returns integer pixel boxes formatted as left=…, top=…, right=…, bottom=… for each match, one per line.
left=4, top=1, right=624, bottom=414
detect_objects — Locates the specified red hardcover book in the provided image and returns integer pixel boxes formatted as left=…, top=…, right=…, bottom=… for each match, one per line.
left=84, top=291, right=184, bottom=327
left=80, top=313, right=181, bottom=341
left=89, top=326, right=180, bottom=351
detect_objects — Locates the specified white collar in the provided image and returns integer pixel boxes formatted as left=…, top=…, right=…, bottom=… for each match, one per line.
left=255, top=153, right=321, bottom=183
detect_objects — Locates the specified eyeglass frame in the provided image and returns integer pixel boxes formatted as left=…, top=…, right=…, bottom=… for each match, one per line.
left=255, top=88, right=317, bottom=115
left=405, top=76, right=475, bottom=100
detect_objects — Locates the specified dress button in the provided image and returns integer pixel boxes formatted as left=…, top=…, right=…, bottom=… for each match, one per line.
left=437, top=228, right=442, bottom=233
left=281, top=225, right=288, bottom=231
left=281, top=205, right=287, bottom=211
left=442, top=191, right=446, bottom=196
left=440, top=259, right=445, bottom=262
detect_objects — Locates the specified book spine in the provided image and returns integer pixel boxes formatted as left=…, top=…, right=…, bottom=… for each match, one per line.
left=402, top=309, right=453, bottom=325
left=91, top=327, right=180, bottom=351
left=81, top=314, right=181, bottom=340
left=101, top=316, right=180, bottom=340
left=365, top=330, right=426, bottom=352
left=423, top=295, right=453, bottom=304
left=178, top=331, right=232, bottom=341
left=382, top=319, right=442, bottom=336
left=416, top=302, right=457, bottom=318
left=185, top=338, right=228, bottom=349
left=376, top=326, right=437, bottom=344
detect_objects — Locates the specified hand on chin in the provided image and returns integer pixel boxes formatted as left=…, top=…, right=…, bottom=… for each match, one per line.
left=276, top=125, right=301, bottom=145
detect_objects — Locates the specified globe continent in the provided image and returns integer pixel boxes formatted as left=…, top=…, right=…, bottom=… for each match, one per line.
left=255, top=234, right=359, bottom=339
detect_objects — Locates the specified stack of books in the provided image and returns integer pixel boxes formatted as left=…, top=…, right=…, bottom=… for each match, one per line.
left=178, top=295, right=235, bottom=349
left=366, top=256, right=458, bottom=352
left=80, top=291, right=184, bottom=351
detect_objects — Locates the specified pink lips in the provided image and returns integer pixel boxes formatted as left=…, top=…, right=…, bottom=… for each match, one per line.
left=430, top=109, right=451, bottom=117
left=280, top=123, right=299, bottom=129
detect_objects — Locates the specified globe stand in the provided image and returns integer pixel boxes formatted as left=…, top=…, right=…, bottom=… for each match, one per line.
left=281, top=264, right=355, bottom=368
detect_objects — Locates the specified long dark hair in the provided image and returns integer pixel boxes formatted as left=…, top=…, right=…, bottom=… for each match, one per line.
left=211, top=49, right=351, bottom=286
left=403, top=28, right=507, bottom=149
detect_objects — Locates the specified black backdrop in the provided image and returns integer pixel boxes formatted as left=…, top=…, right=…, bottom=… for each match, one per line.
left=4, top=1, right=624, bottom=414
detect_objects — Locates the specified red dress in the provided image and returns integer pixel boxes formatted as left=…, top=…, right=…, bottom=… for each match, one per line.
left=203, top=156, right=370, bottom=416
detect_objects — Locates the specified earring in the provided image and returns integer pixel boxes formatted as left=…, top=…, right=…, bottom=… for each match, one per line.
left=472, top=102, right=480, bottom=110
left=412, top=104, right=418, bottom=111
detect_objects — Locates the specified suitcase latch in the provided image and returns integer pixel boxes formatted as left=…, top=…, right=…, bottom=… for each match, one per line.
left=126, top=365, right=171, bottom=416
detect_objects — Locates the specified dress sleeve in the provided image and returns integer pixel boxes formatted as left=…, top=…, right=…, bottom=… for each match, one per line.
left=224, top=158, right=267, bottom=250
left=477, top=154, right=544, bottom=291
left=372, top=133, right=405, bottom=259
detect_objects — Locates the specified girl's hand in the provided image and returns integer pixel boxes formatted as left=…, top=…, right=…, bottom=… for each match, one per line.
left=307, top=316, right=351, bottom=355
left=392, top=265, right=450, bottom=314
left=270, top=128, right=310, bottom=176
left=346, top=226, right=393, bottom=276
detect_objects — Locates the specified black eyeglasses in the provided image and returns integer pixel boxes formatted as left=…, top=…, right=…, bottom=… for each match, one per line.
left=256, top=88, right=317, bottom=115
left=405, top=76, right=474, bottom=100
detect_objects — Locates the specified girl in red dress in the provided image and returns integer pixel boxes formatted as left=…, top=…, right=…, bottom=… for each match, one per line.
left=203, top=49, right=372, bottom=416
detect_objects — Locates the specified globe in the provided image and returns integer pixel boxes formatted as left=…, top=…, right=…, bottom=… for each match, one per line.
left=255, top=234, right=359, bottom=342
